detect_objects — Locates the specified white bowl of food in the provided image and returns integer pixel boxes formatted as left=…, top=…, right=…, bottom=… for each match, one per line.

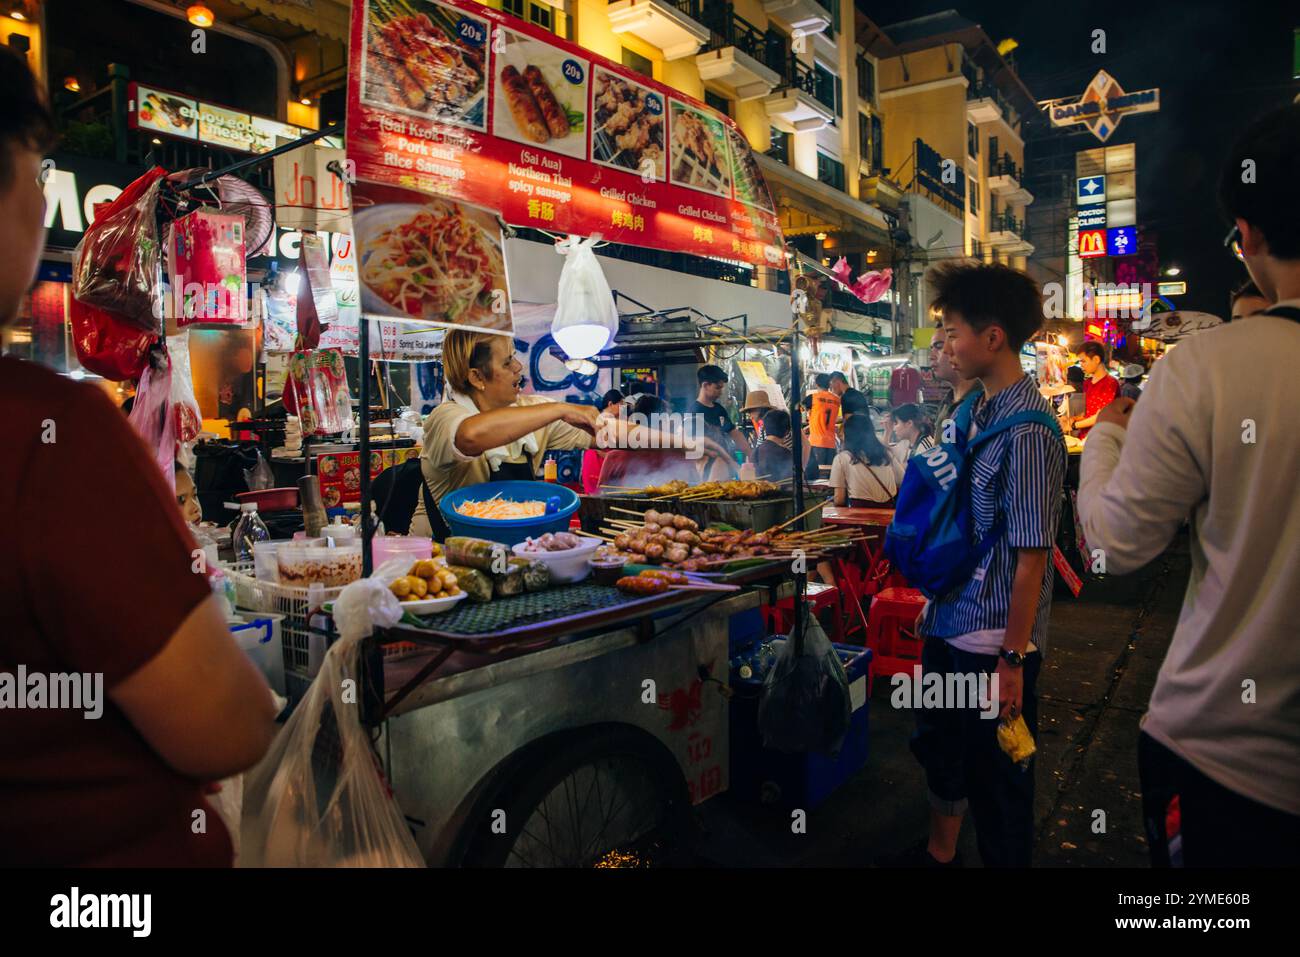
left=513, top=531, right=603, bottom=584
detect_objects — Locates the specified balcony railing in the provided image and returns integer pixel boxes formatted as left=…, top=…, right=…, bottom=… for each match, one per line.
left=967, top=82, right=1017, bottom=127
left=699, top=4, right=782, bottom=73
left=989, top=153, right=1020, bottom=181
left=612, top=0, right=708, bottom=19
left=990, top=210, right=1024, bottom=238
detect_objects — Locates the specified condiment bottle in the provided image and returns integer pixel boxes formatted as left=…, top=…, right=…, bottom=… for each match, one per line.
left=544, top=457, right=558, bottom=483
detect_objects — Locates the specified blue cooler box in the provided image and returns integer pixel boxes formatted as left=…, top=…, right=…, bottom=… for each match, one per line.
left=728, top=639, right=872, bottom=809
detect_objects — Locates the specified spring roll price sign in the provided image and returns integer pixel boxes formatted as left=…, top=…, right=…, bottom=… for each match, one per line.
left=346, top=0, right=784, bottom=276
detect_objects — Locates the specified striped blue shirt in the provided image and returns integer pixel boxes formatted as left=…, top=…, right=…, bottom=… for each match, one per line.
left=920, top=373, right=1067, bottom=655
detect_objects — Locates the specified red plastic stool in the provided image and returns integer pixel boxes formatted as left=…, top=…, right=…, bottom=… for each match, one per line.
left=866, top=587, right=927, bottom=690
left=764, top=581, right=844, bottom=645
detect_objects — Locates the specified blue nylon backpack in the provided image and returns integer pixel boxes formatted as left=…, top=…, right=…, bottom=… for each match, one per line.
left=884, top=389, right=1061, bottom=599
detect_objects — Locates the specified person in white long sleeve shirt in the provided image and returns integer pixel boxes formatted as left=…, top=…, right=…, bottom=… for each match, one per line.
left=1078, top=103, right=1300, bottom=867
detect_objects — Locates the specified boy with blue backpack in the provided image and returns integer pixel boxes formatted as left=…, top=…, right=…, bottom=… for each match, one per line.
left=885, top=262, right=1066, bottom=867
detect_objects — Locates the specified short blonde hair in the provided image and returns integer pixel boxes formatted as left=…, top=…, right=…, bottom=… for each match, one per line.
left=441, top=329, right=504, bottom=394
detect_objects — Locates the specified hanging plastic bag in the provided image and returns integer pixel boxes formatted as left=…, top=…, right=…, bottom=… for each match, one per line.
left=127, top=345, right=179, bottom=480
left=284, top=349, right=350, bottom=435
left=551, top=235, right=617, bottom=357
left=240, top=578, right=424, bottom=867
left=243, top=450, right=275, bottom=492
left=71, top=167, right=167, bottom=328
left=68, top=296, right=155, bottom=381
left=166, top=331, right=203, bottom=446
left=757, top=605, right=852, bottom=755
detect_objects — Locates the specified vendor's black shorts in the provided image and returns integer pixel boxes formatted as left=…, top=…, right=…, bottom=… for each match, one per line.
left=909, top=635, right=1041, bottom=868
left=805, top=445, right=836, bottom=482
left=1137, top=732, right=1300, bottom=867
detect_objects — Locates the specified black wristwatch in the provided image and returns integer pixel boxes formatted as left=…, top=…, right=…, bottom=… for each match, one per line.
left=999, top=648, right=1025, bottom=668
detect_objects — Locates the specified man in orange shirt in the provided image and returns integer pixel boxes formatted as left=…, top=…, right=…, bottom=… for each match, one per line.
left=805, top=372, right=841, bottom=482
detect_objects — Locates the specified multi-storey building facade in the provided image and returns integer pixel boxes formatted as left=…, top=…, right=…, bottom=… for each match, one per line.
left=865, top=11, right=1039, bottom=330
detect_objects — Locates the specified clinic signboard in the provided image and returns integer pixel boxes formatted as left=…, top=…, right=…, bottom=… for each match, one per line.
left=1078, top=205, right=1106, bottom=229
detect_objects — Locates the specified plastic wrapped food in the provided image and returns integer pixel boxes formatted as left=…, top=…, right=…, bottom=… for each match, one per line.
left=71, top=167, right=167, bottom=327
left=997, top=715, right=1037, bottom=766
left=509, top=556, right=551, bottom=592
left=447, top=536, right=511, bottom=573
left=493, top=563, right=526, bottom=598
left=446, top=564, right=493, bottom=602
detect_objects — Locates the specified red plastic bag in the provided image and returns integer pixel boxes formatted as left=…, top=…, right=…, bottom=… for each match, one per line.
left=68, top=296, right=155, bottom=381
left=72, top=166, right=167, bottom=329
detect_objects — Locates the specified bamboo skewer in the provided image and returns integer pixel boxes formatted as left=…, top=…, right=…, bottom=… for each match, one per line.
left=611, top=507, right=648, bottom=517
left=772, top=499, right=827, bottom=533
left=667, top=583, right=740, bottom=593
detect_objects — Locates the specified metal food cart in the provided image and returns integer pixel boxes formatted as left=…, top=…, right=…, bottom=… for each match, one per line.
left=366, top=587, right=766, bottom=866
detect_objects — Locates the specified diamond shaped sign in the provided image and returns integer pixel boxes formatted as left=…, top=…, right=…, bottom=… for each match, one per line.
left=1049, top=70, right=1160, bottom=142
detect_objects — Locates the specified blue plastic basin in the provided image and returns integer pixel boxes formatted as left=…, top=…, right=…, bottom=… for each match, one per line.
left=438, top=480, right=580, bottom=547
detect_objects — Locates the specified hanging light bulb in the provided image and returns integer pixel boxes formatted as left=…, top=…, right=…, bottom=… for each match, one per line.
left=186, top=4, right=214, bottom=27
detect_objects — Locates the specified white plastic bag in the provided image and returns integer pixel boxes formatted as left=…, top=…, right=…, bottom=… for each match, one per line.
left=551, top=235, right=617, bottom=357
left=166, top=331, right=202, bottom=445
left=240, top=578, right=425, bottom=867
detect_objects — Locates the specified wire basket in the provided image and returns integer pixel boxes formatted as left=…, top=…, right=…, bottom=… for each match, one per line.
left=222, top=561, right=343, bottom=677
left=223, top=562, right=424, bottom=674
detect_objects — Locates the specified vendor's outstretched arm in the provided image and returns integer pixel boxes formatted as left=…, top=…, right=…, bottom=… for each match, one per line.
left=456, top=403, right=592, bottom=457
left=602, top=417, right=732, bottom=466
left=1078, top=352, right=1207, bottom=575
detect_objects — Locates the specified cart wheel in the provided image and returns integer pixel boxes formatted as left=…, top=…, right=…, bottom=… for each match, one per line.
left=461, top=727, right=690, bottom=868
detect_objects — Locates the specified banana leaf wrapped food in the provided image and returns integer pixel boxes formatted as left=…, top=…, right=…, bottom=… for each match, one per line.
left=445, top=564, right=493, bottom=603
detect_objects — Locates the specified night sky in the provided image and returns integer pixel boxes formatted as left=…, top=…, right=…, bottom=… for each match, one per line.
left=860, top=0, right=1299, bottom=316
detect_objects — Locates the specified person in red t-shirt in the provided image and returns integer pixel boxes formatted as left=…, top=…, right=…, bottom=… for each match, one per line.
left=1069, top=340, right=1119, bottom=438
left=597, top=395, right=692, bottom=487
left=0, top=49, right=277, bottom=866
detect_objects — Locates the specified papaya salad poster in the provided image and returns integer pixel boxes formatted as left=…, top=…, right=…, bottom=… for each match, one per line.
left=345, top=0, right=785, bottom=337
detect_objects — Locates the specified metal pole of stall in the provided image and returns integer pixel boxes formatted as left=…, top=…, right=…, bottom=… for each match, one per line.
left=787, top=258, right=807, bottom=654
left=359, top=319, right=373, bottom=576
left=171, top=126, right=336, bottom=193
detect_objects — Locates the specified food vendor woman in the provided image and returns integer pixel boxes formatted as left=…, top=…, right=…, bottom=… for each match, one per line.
left=410, top=330, right=728, bottom=538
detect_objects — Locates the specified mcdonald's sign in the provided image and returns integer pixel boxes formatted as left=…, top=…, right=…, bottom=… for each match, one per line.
left=1078, top=228, right=1107, bottom=258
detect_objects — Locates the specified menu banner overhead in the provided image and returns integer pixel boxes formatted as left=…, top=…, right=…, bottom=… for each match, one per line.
left=345, top=0, right=784, bottom=270
left=129, top=83, right=321, bottom=155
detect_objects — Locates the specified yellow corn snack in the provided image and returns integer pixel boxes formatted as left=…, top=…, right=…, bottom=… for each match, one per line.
left=997, top=715, right=1037, bottom=765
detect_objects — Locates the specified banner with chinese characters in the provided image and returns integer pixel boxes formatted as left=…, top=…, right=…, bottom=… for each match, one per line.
left=345, top=0, right=784, bottom=276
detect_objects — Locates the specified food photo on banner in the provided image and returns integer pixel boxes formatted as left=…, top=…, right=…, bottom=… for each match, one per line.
left=345, top=0, right=783, bottom=270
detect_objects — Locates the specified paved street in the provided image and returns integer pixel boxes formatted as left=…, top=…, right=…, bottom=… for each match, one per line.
left=693, top=533, right=1193, bottom=867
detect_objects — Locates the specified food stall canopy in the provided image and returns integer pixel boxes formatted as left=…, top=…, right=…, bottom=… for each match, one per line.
left=230, top=0, right=351, bottom=42
left=1136, top=310, right=1223, bottom=343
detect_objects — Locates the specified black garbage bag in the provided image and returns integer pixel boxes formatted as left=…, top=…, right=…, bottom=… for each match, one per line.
left=757, top=606, right=852, bottom=755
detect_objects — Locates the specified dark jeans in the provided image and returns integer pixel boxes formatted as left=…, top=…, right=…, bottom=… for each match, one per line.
left=909, top=636, right=1042, bottom=867
left=1137, top=732, right=1300, bottom=867
left=805, top=445, right=836, bottom=482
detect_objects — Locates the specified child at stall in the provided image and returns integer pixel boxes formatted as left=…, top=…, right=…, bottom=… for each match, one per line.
left=175, top=461, right=203, bottom=525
